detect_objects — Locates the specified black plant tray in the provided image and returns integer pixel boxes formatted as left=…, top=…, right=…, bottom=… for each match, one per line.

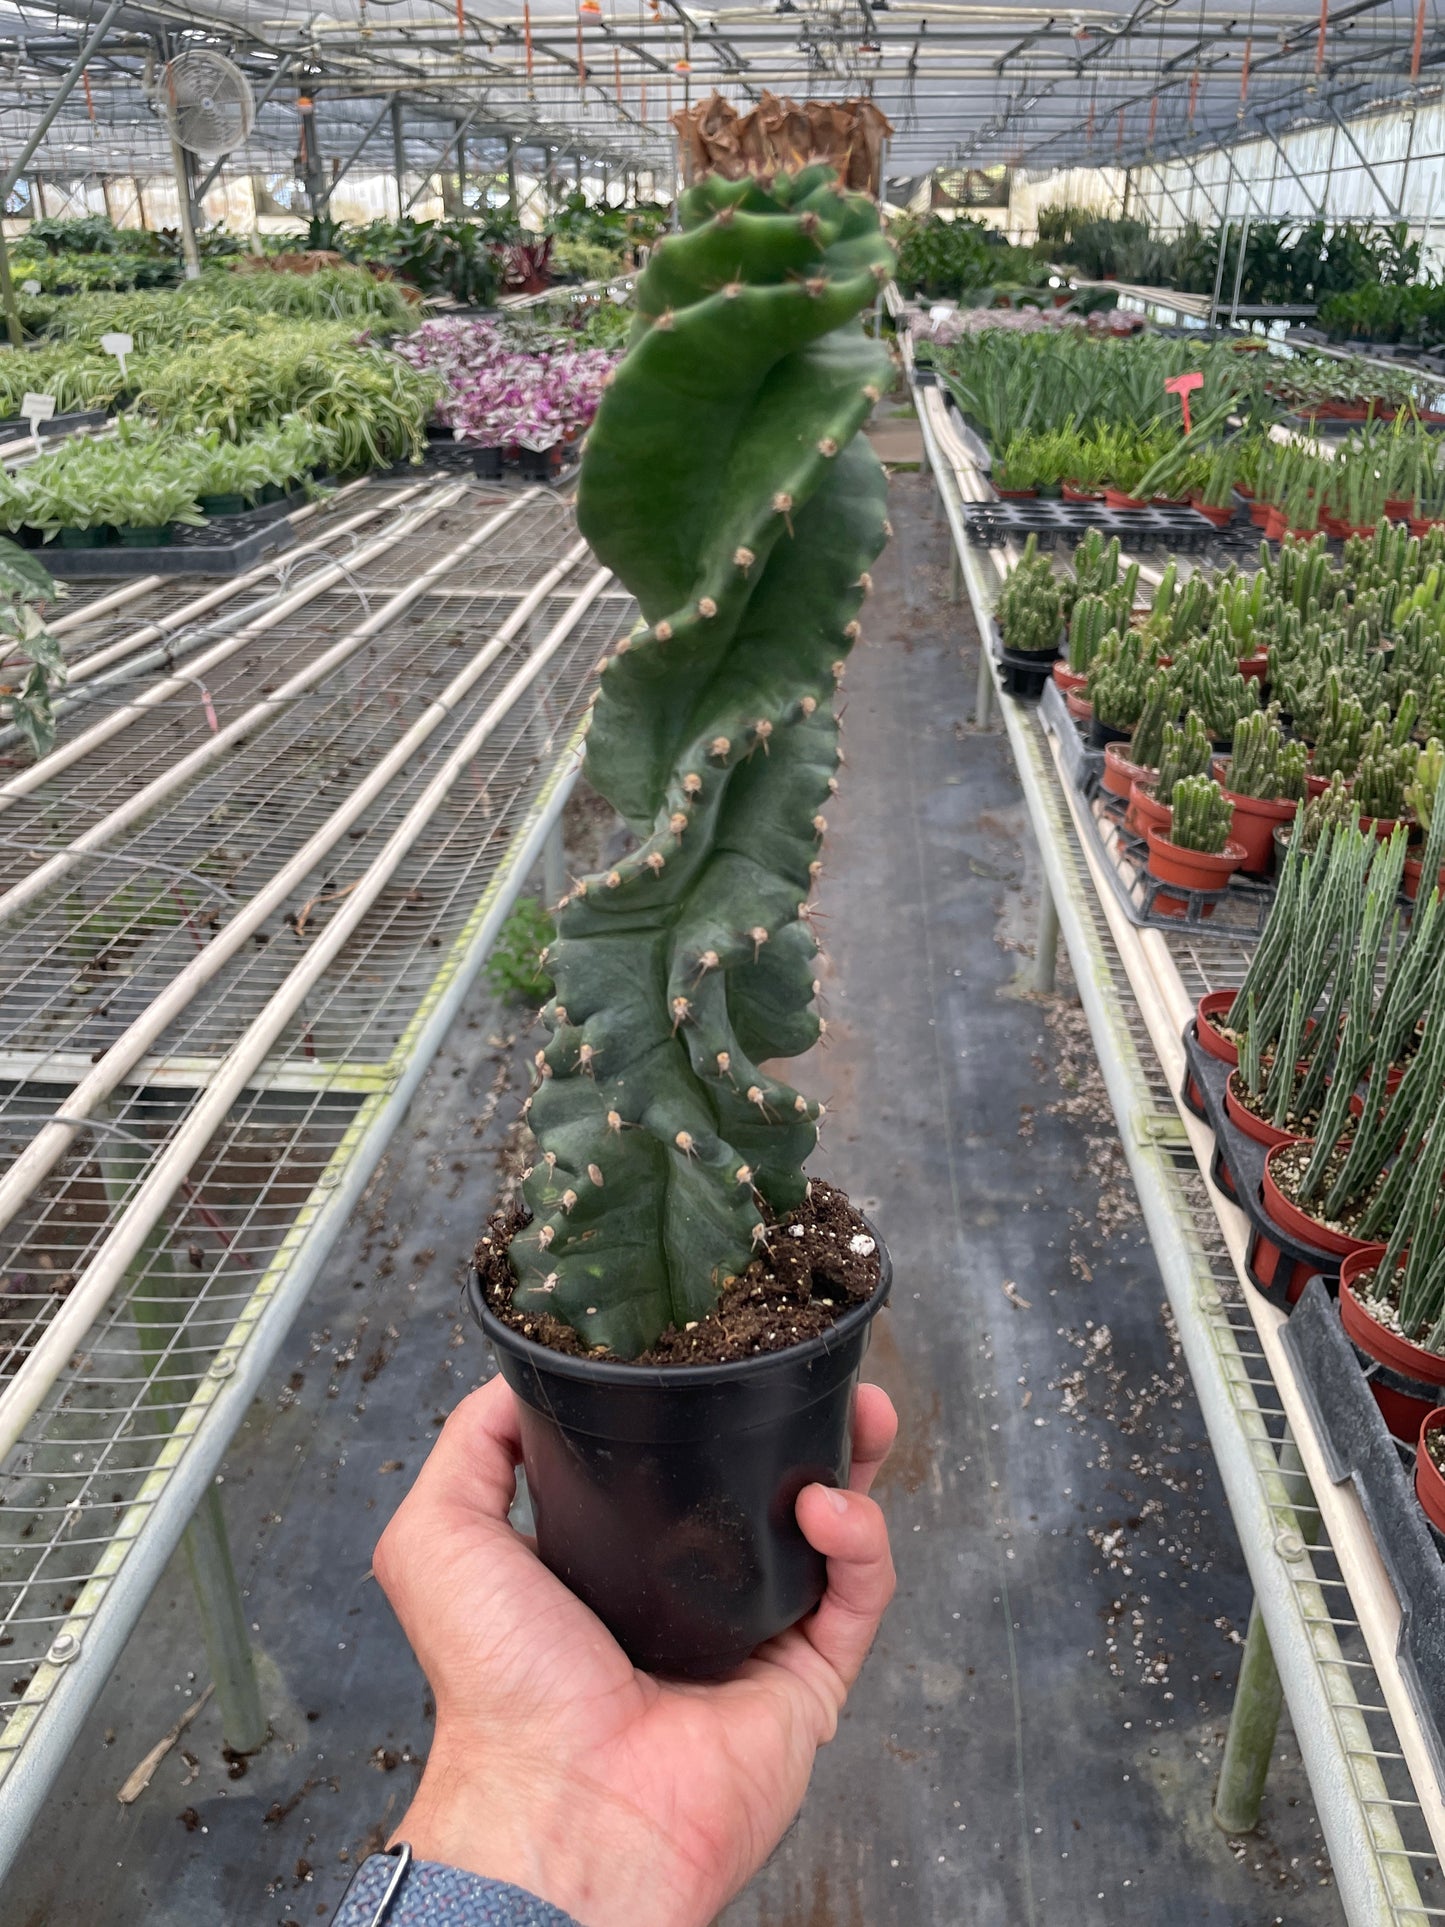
left=0, top=407, right=109, bottom=442
left=1037, top=677, right=1276, bottom=938
left=1181, top=1024, right=1343, bottom=1300
left=1283, top=1279, right=1445, bottom=1782
left=38, top=500, right=299, bottom=579
left=964, top=497, right=1219, bottom=553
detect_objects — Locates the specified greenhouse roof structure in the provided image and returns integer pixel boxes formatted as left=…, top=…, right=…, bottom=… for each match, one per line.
left=0, top=0, right=1439, bottom=201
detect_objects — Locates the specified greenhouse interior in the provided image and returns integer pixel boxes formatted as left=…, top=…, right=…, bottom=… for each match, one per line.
left=15, top=0, right=1445, bottom=1922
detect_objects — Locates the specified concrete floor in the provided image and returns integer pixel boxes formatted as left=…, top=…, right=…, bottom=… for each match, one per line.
left=5, top=475, right=1345, bottom=1927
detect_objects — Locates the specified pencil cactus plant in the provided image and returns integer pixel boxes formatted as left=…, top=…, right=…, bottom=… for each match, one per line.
left=508, top=164, right=892, bottom=1356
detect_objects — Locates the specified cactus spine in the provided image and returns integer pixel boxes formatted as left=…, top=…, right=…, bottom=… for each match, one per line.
left=509, top=166, right=892, bottom=1356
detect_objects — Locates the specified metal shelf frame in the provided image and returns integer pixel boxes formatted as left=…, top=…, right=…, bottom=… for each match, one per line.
left=0, top=476, right=621, bottom=1882
left=919, top=364, right=1445, bottom=1926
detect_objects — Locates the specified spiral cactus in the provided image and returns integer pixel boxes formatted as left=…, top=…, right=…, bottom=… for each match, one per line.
left=508, top=165, right=893, bottom=1357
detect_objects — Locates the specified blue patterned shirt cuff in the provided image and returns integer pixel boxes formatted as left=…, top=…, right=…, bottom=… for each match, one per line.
left=332, top=1852, right=584, bottom=1926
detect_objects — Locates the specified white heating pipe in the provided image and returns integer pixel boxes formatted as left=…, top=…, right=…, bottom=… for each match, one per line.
left=0, top=536, right=593, bottom=1236
left=56, top=479, right=417, bottom=683
left=0, top=566, right=611, bottom=1460
left=0, top=482, right=480, bottom=821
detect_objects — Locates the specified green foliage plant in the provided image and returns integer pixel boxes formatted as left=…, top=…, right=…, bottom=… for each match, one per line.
left=487, top=897, right=557, bottom=1002
left=0, top=538, right=63, bottom=757
left=508, top=165, right=893, bottom=1356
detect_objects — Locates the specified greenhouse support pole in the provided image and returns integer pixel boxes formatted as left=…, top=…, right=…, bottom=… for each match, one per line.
left=1229, top=214, right=1250, bottom=325
left=0, top=0, right=123, bottom=211
left=392, top=98, right=407, bottom=218
left=0, top=230, right=21, bottom=352
left=167, top=114, right=202, bottom=279
left=317, top=94, right=395, bottom=210
left=506, top=136, right=518, bottom=213
left=1207, top=216, right=1230, bottom=330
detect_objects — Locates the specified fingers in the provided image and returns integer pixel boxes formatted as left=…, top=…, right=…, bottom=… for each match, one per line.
left=793, top=1483, right=896, bottom=1690
left=848, top=1382, right=898, bottom=1495
left=374, top=1375, right=522, bottom=1599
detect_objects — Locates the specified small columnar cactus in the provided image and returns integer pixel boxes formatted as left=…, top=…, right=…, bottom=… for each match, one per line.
left=1170, top=774, right=1235, bottom=855
left=1227, top=708, right=1307, bottom=802
left=509, top=165, right=892, bottom=1357
left=1353, top=721, right=1420, bottom=821
left=1068, top=591, right=1119, bottom=676
left=1155, top=712, right=1214, bottom=796
left=1300, top=773, right=1358, bottom=849
left=1171, top=631, right=1261, bottom=741
left=998, top=534, right=1063, bottom=654
left=1087, top=628, right=1156, bottom=730
left=1127, top=674, right=1174, bottom=770
left=1311, top=669, right=1371, bottom=780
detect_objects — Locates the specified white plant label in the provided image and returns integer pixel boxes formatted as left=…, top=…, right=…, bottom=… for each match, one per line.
left=100, top=331, right=133, bottom=378
left=20, top=391, right=54, bottom=446
left=19, top=279, right=39, bottom=297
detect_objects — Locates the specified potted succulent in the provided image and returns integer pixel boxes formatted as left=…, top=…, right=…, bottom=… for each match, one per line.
left=1352, top=719, right=1420, bottom=840
left=1085, top=625, right=1156, bottom=748
left=1103, top=672, right=1169, bottom=803
left=1215, top=708, right=1306, bottom=874
left=1145, top=773, right=1247, bottom=914
left=1129, top=711, right=1211, bottom=839
left=469, top=164, right=894, bottom=1679
left=1404, top=741, right=1445, bottom=898
left=995, top=533, right=1064, bottom=698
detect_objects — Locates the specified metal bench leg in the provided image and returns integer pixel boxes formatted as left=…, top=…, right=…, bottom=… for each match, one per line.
left=948, top=542, right=962, bottom=604
left=974, top=638, right=993, bottom=730
left=1214, top=1437, right=1316, bottom=1834
left=184, top=1485, right=266, bottom=1754
left=100, top=1100, right=264, bottom=1754
left=543, top=817, right=567, bottom=909
left=1213, top=1598, right=1284, bottom=1835
left=1034, top=879, right=1060, bottom=994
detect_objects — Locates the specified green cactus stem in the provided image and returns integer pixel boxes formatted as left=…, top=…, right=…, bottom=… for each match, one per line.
left=1087, top=628, right=1157, bottom=731
left=1127, top=675, right=1174, bottom=771
left=1169, top=774, right=1235, bottom=855
left=508, top=165, right=893, bottom=1357
left=1155, top=712, right=1213, bottom=797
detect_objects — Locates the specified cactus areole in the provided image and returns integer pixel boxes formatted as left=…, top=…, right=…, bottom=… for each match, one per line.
left=507, top=165, right=893, bottom=1359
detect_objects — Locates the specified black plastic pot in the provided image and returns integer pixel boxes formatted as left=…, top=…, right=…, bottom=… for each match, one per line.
left=1087, top=713, right=1132, bottom=749
left=518, top=444, right=561, bottom=481
left=998, top=642, right=1060, bottom=701
left=472, top=445, right=504, bottom=479
left=465, top=1229, right=892, bottom=1679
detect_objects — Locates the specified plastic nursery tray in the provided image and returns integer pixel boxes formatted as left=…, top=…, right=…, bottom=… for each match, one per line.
left=963, top=498, right=1219, bottom=553
left=0, top=407, right=108, bottom=442
left=1180, top=1025, right=1342, bottom=1300
left=1037, top=679, right=1276, bottom=939
left=1283, top=1279, right=1445, bottom=1784
left=39, top=499, right=299, bottom=579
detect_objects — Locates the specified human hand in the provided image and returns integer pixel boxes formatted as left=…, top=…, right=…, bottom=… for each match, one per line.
left=373, top=1371, right=897, bottom=1927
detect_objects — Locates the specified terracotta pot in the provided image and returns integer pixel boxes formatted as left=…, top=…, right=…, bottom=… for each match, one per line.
left=1248, top=500, right=1272, bottom=529
left=1386, top=497, right=1414, bottom=522
left=1195, top=989, right=1240, bottom=1068
left=1220, top=783, right=1300, bottom=876
left=1062, top=482, right=1102, bottom=504
left=1261, top=1141, right=1375, bottom=1262
left=1065, top=690, right=1093, bottom=723
left=1319, top=511, right=1349, bottom=541
left=1052, top=661, right=1087, bottom=694
left=1359, top=812, right=1416, bottom=844
left=1305, top=770, right=1334, bottom=800
left=1127, top=777, right=1171, bottom=840
left=1102, top=742, right=1151, bottom=801
left=996, top=486, right=1038, bottom=500
left=1403, top=855, right=1445, bottom=901
left=1261, top=506, right=1289, bottom=541
left=1236, top=651, right=1270, bottom=683
left=1190, top=496, right=1235, bottom=529
left=1340, top=1248, right=1445, bottom=1445
left=1415, top=1409, right=1445, bottom=1535
left=1145, top=829, right=1246, bottom=915
left=1225, top=1068, right=1308, bottom=1152
left=1103, top=487, right=1147, bottom=511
